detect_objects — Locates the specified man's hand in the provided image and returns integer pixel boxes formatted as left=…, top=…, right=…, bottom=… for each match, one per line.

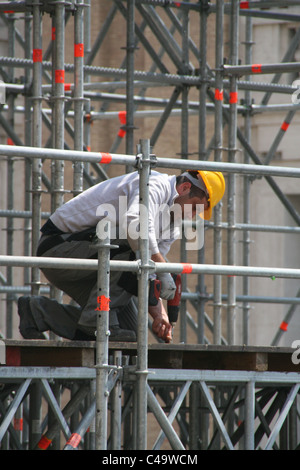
left=149, top=300, right=172, bottom=343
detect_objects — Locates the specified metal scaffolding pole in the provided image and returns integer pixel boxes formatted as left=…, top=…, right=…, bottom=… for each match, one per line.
left=227, top=0, right=239, bottom=345
left=136, top=139, right=152, bottom=449
left=197, top=0, right=208, bottom=345
left=23, top=9, right=33, bottom=294
left=126, top=0, right=136, bottom=162
left=213, top=0, right=224, bottom=346
left=73, top=0, right=85, bottom=194
left=5, top=13, right=16, bottom=338
left=95, top=221, right=111, bottom=450
left=31, top=0, right=43, bottom=299
left=180, top=6, right=190, bottom=343
left=3, top=143, right=300, bottom=177
left=242, top=14, right=253, bottom=345
left=52, top=0, right=65, bottom=210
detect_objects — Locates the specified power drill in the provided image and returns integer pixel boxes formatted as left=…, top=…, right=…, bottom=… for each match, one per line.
left=167, top=274, right=182, bottom=328
left=148, top=274, right=182, bottom=332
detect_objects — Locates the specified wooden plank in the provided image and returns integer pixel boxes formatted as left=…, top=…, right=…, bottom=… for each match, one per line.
left=181, top=351, right=268, bottom=371
left=5, top=340, right=95, bottom=367
left=18, top=346, right=94, bottom=367
left=267, top=352, right=298, bottom=372
left=2, top=340, right=298, bottom=372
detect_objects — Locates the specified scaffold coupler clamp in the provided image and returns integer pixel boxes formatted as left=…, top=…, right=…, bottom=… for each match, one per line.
left=135, top=144, right=157, bottom=171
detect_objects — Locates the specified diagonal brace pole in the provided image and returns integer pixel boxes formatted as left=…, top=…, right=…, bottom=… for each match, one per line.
left=147, top=384, right=185, bottom=450
left=199, top=380, right=234, bottom=450
left=0, top=378, right=31, bottom=442
left=40, top=378, right=71, bottom=440
left=153, top=380, right=192, bottom=450
left=264, top=384, right=300, bottom=450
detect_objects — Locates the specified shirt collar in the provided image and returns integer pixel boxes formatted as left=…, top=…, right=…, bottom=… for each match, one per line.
left=168, top=174, right=179, bottom=205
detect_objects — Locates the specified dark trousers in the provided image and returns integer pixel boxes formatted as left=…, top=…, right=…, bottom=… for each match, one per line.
left=29, top=236, right=138, bottom=339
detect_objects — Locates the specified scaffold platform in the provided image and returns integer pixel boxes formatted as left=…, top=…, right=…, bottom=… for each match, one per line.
left=1, top=340, right=300, bottom=451
left=1, top=0, right=300, bottom=451
left=2, top=340, right=299, bottom=373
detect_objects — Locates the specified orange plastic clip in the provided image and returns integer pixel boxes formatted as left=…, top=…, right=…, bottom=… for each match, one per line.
left=215, top=89, right=223, bottom=101
left=281, top=121, right=290, bottom=132
left=95, top=295, right=110, bottom=312
left=37, top=435, right=52, bottom=450
left=181, top=263, right=193, bottom=274
left=66, top=433, right=81, bottom=449
left=99, top=152, right=112, bottom=164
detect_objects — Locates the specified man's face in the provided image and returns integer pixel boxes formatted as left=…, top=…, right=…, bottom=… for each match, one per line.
left=173, top=182, right=209, bottom=220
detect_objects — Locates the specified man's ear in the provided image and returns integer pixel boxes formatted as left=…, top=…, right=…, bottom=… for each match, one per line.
left=176, top=181, right=191, bottom=196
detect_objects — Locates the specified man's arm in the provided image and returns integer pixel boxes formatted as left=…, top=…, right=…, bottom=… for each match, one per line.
left=151, top=252, right=176, bottom=300
left=151, top=252, right=166, bottom=264
left=148, top=299, right=172, bottom=343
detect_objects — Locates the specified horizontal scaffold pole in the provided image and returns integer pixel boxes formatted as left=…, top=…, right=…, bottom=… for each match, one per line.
left=1, top=144, right=300, bottom=178
left=0, top=56, right=202, bottom=86
left=0, top=255, right=300, bottom=280
left=223, top=62, right=300, bottom=77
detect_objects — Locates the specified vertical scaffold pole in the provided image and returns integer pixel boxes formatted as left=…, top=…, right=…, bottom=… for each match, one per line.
left=50, top=1, right=66, bottom=315
left=136, top=139, right=151, bottom=450
left=6, top=13, right=15, bottom=337
left=227, top=0, right=239, bottom=345
left=31, top=0, right=42, bottom=299
left=83, top=0, right=91, bottom=165
left=198, top=0, right=209, bottom=344
left=111, top=350, right=122, bottom=450
left=24, top=10, right=32, bottom=291
left=53, top=0, right=65, bottom=210
left=73, top=0, right=85, bottom=194
left=199, top=2, right=209, bottom=447
left=213, top=0, right=224, bottom=345
left=242, top=15, right=253, bottom=345
left=180, top=7, right=189, bottom=343
left=244, top=381, right=255, bottom=450
left=95, top=220, right=111, bottom=450
left=126, top=0, right=135, bottom=171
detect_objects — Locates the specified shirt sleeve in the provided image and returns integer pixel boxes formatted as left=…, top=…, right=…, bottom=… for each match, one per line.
left=121, top=175, right=172, bottom=256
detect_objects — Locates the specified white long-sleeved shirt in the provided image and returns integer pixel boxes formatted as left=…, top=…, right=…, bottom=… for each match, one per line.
left=50, top=171, right=180, bottom=257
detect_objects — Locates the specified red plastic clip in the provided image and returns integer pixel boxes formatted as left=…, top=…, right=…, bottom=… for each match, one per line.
left=37, top=435, right=52, bottom=450
left=215, top=89, right=223, bottom=101
left=229, top=91, right=238, bottom=104
left=251, top=64, right=262, bottom=74
left=181, top=263, right=193, bottom=274
left=66, top=433, right=81, bottom=449
left=281, top=121, right=290, bottom=132
left=118, top=110, right=127, bottom=138
left=33, top=49, right=42, bottom=63
left=95, top=295, right=110, bottom=312
left=280, top=321, right=288, bottom=332
left=99, top=152, right=112, bottom=164
left=55, top=70, right=65, bottom=84
left=74, top=43, right=84, bottom=58
left=240, top=1, right=249, bottom=9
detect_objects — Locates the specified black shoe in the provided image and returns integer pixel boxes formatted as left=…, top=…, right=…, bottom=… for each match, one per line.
left=109, top=326, right=136, bottom=342
left=17, top=296, right=46, bottom=340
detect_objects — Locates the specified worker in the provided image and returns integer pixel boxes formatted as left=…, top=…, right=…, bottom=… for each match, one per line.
left=17, top=169, right=225, bottom=343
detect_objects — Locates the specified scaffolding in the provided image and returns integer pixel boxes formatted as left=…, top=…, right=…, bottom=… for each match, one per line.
left=0, top=0, right=300, bottom=450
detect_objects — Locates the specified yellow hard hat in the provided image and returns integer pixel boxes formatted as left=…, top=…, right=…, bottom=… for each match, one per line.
left=185, top=170, right=225, bottom=220
left=198, top=170, right=225, bottom=220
